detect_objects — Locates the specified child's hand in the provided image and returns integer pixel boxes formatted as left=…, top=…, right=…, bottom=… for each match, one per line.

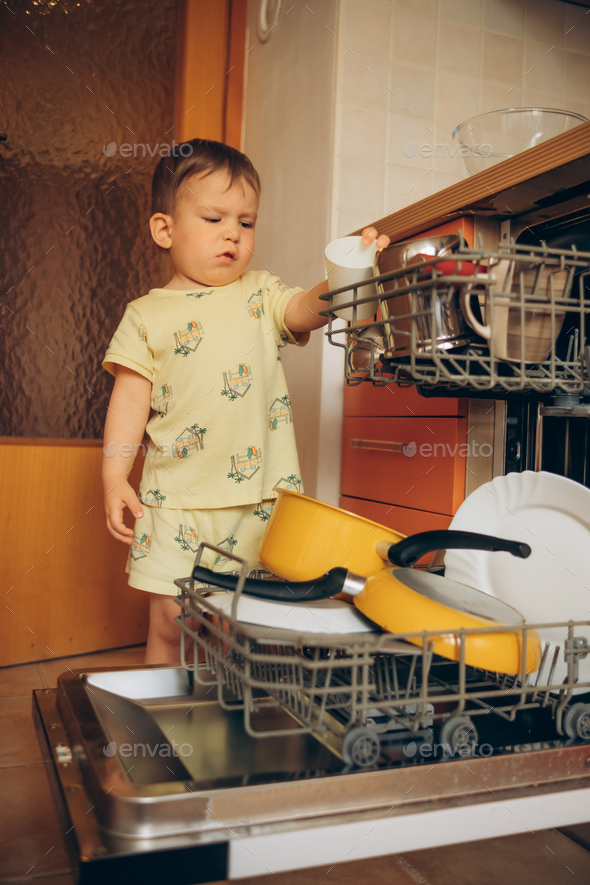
left=361, top=226, right=390, bottom=252
left=104, top=480, right=144, bottom=544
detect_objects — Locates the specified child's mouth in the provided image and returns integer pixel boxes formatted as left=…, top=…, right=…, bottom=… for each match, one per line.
left=218, top=252, right=236, bottom=264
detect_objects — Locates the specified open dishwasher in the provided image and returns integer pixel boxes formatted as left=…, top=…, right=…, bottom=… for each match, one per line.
left=34, top=240, right=590, bottom=882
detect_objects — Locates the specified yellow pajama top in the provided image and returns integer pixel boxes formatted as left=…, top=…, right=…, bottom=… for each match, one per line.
left=103, top=270, right=308, bottom=510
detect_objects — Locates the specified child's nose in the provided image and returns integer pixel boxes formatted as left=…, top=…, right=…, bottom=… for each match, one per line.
left=223, top=225, right=239, bottom=241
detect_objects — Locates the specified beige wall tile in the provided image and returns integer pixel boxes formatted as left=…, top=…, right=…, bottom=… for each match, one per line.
left=484, top=0, right=525, bottom=38
left=387, top=113, right=436, bottom=169
left=435, top=70, right=480, bottom=124
left=340, top=103, right=387, bottom=162
left=437, top=19, right=482, bottom=76
left=342, top=0, right=392, bottom=58
left=388, top=63, right=436, bottom=119
left=334, top=208, right=385, bottom=238
left=385, top=163, right=434, bottom=212
left=479, top=81, right=523, bottom=114
left=439, top=0, right=483, bottom=27
left=341, top=50, right=389, bottom=110
left=524, top=0, right=565, bottom=47
left=482, top=31, right=523, bottom=86
left=564, top=51, right=590, bottom=102
left=337, top=154, right=387, bottom=214
left=395, top=0, right=438, bottom=16
left=523, top=43, right=564, bottom=96
left=432, top=120, right=467, bottom=175
left=392, top=6, right=437, bottom=67
left=565, top=4, right=590, bottom=56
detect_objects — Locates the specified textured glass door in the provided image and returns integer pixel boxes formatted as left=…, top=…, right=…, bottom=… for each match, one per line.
left=0, top=0, right=179, bottom=438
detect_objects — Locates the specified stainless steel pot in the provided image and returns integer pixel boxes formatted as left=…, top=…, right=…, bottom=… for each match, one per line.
left=376, top=235, right=487, bottom=355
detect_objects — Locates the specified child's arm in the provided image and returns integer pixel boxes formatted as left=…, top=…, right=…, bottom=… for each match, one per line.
left=285, top=226, right=390, bottom=333
left=102, top=365, right=152, bottom=544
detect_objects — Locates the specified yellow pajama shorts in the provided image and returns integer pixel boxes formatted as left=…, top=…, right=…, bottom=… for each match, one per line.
left=126, top=502, right=273, bottom=596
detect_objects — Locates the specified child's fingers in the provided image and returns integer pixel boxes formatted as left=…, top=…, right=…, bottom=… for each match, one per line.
left=122, top=487, right=144, bottom=520
left=361, top=226, right=378, bottom=244
left=106, top=511, right=134, bottom=544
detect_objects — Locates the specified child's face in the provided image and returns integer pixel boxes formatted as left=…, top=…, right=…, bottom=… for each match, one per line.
left=162, top=170, right=259, bottom=288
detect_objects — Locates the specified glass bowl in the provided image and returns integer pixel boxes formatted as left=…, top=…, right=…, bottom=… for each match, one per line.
left=452, top=107, right=588, bottom=176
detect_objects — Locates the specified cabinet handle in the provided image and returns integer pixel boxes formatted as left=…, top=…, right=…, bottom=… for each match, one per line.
left=350, top=438, right=417, bottom=456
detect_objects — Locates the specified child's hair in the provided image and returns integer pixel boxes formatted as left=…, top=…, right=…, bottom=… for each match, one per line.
left=151, top=139, right=261, bottom=217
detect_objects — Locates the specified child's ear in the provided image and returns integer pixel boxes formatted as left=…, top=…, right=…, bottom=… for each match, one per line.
left=149, top=213, right=173, bottom=249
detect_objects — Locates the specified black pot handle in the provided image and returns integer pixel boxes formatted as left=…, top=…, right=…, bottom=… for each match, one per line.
left=191, top=565, right=349, bottom=601
left=384, top=530, right=531, bottom=568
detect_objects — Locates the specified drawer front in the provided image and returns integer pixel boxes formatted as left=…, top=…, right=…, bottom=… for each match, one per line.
left=344, top=383, right=467, bottom=418
left=341, top=416, right=467, bottom=515
left=339, top=496, right=451, bottom=536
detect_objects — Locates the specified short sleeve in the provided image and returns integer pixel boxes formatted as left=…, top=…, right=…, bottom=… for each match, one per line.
left=263, top=275, right=310, bottom=348
left=103, top=304, right=154, bottom=381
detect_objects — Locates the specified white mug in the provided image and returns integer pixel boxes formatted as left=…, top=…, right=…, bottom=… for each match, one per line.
left=325, top=236, right=379, bottom=320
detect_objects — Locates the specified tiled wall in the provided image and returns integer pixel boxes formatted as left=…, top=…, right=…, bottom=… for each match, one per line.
left=333, top=0, right=590, bottom=237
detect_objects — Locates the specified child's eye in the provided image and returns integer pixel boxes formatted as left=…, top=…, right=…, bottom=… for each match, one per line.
left=204, top=217, right=220, bottom=223
left=240, top=222, right=253, bottom=229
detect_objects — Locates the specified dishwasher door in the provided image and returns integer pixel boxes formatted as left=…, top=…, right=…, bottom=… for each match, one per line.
left=34, top=665, right=590, bottom=884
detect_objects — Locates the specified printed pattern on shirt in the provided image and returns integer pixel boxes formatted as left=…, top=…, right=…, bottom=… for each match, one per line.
left=228, top=445, right=261, bottom=483
left=248, top=289, right=263, bottom=318
left=152, top=383, right=173, bottom=417
left=140, top=489, right=167, bottom=507
left=274, top=474, right=302, bottom=494
left=173, top=424, right=207, bottom=459
left=186, top=290, right=212, bottom=300
left=221, top=363, right=253, bottom=401
left=138, top=324, right=147, bottom=342
left=269, top=395, right=292, bottom=429
left=174, top=321, right=204, bottom=356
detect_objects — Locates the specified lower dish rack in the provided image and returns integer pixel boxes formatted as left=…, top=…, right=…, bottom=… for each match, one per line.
left=175, top=545, right=590, bottom=768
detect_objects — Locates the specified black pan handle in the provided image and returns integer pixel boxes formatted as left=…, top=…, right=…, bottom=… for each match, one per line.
left=382, top=530, right=531, bottom=568
left=191, top=565, right=349, bottom=602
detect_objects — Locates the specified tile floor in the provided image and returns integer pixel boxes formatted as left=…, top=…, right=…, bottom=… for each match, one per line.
left=1, top=646, right=590, bottom=884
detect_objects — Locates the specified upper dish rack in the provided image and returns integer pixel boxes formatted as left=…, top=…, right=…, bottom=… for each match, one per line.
left=319, top=240, right=590, bottom=395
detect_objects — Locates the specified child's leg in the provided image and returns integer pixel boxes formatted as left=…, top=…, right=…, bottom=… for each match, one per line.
left=145, top=592, right=193, bottom=665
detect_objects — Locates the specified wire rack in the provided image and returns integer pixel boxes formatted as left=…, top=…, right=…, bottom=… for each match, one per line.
left=174, top=544, right=590, bottom=768
left=319, top=241, right=590, bottom=395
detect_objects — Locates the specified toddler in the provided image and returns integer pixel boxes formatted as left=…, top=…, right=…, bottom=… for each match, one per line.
left=102, top=138, right=388, bottom=663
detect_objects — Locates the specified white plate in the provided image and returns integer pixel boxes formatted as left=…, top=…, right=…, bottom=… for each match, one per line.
left=445, top=471, right=590, bottom=692
left=200, top=592, right=380, bottom=634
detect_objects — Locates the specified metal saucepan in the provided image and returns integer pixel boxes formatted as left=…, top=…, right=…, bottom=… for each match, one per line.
left=193, top=530, right=541, bottom=675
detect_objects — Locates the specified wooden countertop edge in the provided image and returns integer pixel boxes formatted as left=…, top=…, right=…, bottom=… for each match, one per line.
left=352, top=120, right=590, bottom=243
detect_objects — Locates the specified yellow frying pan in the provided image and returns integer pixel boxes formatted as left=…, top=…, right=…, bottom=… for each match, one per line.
left=192, top=530, right=542, bottom=676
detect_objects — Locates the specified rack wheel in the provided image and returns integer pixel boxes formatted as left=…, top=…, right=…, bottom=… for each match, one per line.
left=342, top=726, right=380, bottom=768
left=439, top=716, right=478, bottom=757
left=564, top=703, right=590, bottom=740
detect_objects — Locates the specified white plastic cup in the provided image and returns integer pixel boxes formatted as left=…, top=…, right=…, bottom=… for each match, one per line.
left=325, top=236, right=379, bottom=320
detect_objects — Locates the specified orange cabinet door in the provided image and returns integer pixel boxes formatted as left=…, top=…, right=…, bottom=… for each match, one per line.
left=339, top=496, right=452, bottom=535
left=341, top=416, right=467, bottom=516
left=344, top=383, right=467, bottom=418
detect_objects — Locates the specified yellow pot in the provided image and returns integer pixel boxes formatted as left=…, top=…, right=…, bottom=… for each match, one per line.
left=355, top=567, right=542, bottom=676
left=258, top=489, right=406, bottom=581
